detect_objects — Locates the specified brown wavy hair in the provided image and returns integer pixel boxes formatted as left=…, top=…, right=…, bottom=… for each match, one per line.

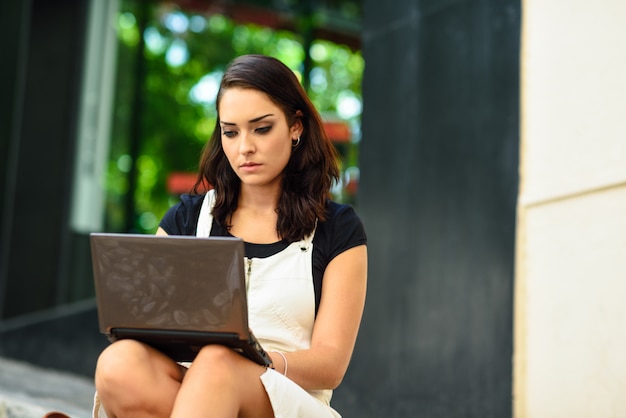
left=192, top=54, right=340, bottom=242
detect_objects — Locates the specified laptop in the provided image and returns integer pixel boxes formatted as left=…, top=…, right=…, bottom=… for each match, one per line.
left=90, top=232, right=272, bottom=367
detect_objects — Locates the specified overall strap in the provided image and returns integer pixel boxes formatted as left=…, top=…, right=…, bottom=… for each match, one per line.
left=196, top=189, right=216, bottom=237
left=298, top=220, right=317, bottom=252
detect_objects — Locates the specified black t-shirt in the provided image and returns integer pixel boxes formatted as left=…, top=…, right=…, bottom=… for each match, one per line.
left=159, top=193, right=367, bottom=313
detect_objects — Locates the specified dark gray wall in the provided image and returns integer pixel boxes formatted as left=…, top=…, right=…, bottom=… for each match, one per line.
left=0, top=0, right=29, bottom=320
left=0, top=0, right=107, bottom=379
left=333, top=0, right=520, bottom=416
left=0, top=0, right=88, bottom=319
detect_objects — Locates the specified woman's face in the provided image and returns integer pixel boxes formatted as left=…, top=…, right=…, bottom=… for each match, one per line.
left=219, top=88, right=302, bottom=189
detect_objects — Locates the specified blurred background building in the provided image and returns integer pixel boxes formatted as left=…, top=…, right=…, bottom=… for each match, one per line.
left=1, top=0, right=624, bottom=417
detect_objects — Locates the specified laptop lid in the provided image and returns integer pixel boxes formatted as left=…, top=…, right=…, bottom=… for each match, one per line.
left=89, top=233, right=273, bottom=365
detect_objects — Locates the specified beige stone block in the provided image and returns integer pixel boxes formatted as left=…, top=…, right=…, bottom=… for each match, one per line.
left=522, top=0, right=626, bottom=204
left=520, top=185, right=626, bottom=417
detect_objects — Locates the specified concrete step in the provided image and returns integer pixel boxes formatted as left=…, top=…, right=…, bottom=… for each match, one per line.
left=0, top=357, right=94, bottom=418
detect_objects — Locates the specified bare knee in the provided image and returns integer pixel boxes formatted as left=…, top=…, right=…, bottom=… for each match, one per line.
left=188, top=345, right=243, bottom=382
left=95, top=340, right=153, bottom=392
left=96, top=340, right=184, bottom=417
left=193, top=345, right=239, bottom=369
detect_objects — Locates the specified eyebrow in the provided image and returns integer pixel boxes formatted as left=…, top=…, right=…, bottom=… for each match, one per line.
left=220, top=113, right=275, bottom=126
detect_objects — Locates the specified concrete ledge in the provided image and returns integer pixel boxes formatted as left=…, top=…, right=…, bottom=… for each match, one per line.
left=0, top=357, right=94, bottom=417
left=0, top=299, right=107, bottom=377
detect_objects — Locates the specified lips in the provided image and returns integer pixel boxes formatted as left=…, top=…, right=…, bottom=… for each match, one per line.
left=240, top=162, right=261, bottom=172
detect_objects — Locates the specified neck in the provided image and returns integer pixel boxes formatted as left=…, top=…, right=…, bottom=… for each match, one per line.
left=230, top=184, right=282, bottom=243
left=238, top=183, right=280, bottom=212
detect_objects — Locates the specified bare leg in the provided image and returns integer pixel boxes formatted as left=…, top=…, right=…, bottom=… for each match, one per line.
left=171, top=345, right=274, bottom=418
left=95, top=339, right=184, bottom=418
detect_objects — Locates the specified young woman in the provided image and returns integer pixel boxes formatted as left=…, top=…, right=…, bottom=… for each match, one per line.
left=93, top=54, right=367, bottom=418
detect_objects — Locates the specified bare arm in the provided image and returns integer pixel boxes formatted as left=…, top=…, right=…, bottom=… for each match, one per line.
left=270, top=244, right=368, bottom=390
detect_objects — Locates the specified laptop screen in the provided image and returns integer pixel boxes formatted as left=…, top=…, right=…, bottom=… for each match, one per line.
left=90, top=233, right=248, bottom=338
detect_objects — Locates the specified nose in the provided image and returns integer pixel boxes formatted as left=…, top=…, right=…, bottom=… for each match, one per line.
left=238, top=131, right=255, bottom=154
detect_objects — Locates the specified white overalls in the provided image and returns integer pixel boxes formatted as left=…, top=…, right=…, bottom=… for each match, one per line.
left=197, top=190, right=341, bottom=418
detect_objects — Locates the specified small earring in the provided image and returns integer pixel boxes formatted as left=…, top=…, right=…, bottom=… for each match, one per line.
left=292, top=137, right=301, bottom=148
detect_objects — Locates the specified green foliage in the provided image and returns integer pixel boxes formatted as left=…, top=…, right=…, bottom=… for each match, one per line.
left=106, top=1, right=363, bottom=234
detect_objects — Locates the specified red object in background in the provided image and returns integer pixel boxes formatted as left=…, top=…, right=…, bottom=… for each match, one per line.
left=324, top=120, right=351, bottom=143
left=167, top=172, right=211, bottom=195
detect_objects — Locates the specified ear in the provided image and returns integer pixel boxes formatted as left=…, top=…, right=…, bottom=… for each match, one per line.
left=290, top=110, right=304, bottom=139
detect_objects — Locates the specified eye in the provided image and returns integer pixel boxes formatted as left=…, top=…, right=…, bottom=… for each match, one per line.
left=222, top=130, right=237, bottom=138
left=255, top=126, right=272, bottom=134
